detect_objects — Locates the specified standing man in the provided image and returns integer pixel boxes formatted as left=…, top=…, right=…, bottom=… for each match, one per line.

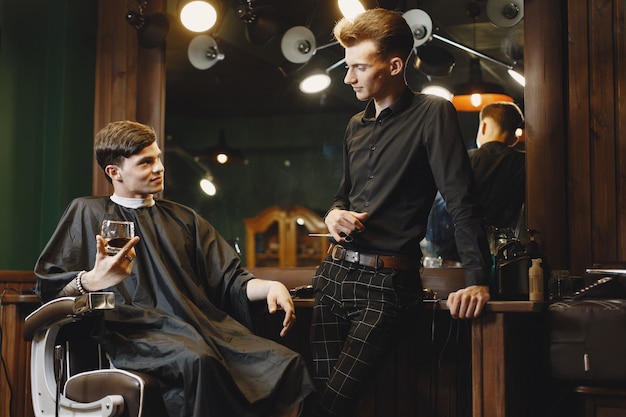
left=310, top=8, right=492, bottom=417
left=35, top=120, right=314, bottom=417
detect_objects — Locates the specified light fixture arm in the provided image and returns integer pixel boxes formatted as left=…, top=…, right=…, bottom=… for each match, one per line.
left=325, top=57, right=345, bottom=73
left=431, top=33, right=514, bottom=70
left=316, top=40, right=339, bottom=52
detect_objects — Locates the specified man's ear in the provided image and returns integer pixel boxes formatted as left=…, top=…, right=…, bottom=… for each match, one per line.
left=389, top=57, right=404, bottom=76
left=480, top=120, right=488, bottom=135
left=105, top=165, right=120, bottom=181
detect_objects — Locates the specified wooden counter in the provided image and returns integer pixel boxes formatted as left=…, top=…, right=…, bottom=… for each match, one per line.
left=293, top=297, right=547, bottom=417
left=0, top=271, right=39, bottom=417
left=253, top=266, right=549, bottom=417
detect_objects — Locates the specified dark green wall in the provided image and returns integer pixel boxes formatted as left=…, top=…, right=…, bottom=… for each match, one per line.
left=163, top=111, right=479, bottom=264
left=0, top=0, right=97, bottom=270
left=163, top=113, right=352, bottom=251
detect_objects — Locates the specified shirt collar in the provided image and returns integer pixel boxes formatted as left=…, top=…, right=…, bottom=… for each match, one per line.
left=110, top=194, right=155, bottom=209
left=361, top=88, right=416, bottom=122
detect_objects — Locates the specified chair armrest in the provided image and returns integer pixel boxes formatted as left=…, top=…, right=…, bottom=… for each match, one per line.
left=23, top=292, right=115, bottom=341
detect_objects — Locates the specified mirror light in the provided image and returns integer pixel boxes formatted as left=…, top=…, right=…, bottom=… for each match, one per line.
left=180, top=1, right=217, bottom=32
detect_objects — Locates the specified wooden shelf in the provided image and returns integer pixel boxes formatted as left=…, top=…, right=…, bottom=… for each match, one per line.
left=244, top=206, right=329, bottom=268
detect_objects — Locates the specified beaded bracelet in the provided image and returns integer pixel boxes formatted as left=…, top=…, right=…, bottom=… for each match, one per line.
left=75, top=270, right=88, bottom=295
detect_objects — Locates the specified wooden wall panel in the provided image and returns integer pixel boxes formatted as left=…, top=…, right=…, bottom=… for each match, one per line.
left=567, top=0, right=594, bottom=276
left=565, top=0, right=626, bottom=272
left=92, top=0, right=166, bottom=197
left=616, top=0, right=626, bottom=259
left=0, top=271, right=39, bottom=417
left=590, top=0, right=618, bottom=263
left=524, top=0, right=568, bottom=269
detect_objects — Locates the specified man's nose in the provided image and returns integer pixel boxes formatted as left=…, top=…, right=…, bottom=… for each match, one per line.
left=344, top=70, right=355, bottom=84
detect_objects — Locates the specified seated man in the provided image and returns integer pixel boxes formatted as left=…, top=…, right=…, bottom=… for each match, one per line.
left=426, top=101, right=526, bottom=259
left=34, top=120, right=314, bottom=417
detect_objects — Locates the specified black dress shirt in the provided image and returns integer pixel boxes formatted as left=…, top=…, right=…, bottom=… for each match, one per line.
left=468, top=141, right=526, bottom=228
left=329, top=88, right=491, bottom=286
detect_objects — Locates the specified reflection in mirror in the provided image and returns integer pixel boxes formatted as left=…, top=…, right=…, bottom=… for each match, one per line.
left=163, top=0, right=524, bottom=266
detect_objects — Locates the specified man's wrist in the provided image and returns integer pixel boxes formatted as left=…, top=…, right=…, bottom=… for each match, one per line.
left=75, top=270, right=88, bottom=295
left=324, top=206, right=342, bottom=220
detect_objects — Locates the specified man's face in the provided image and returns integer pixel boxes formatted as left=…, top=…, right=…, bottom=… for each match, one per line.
left=343, top=40, right=393, bottom=102
left=108, top=142, right=165, bottom=198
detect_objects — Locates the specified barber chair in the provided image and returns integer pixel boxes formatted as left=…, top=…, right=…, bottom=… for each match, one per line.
left=24, top=292, right=168, bottom=417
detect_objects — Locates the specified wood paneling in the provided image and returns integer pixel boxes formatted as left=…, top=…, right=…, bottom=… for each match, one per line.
left=524, top=0, right=568, bottom=270
left=563, top=0, right=626, bottom=273
left=567, top=0, right=594, bottom=275
left=0, top=271, right=39, bottom=417
left=91, top=0, right=166, bottom=197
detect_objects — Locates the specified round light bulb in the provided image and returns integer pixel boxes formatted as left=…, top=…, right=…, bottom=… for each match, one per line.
left=508, top=68, right=526, bottom=87
left=200, top=177, right=217, bottom=196
left=421, top=85, right=453, bottom=101
left=216, top=153, right=228, bottom=164
left=338, top=0, right=365, bottom=21
left=299, top=73, right=331, bottom=94
left=181, top=1, right=217, bottom=32
left=470, top=93, right=482, bottom=108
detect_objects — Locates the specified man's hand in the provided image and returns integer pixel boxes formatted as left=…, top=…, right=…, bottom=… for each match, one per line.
left=247, top=279, right=296, bottom=337
left=446, top=285, right=490, bottom=319
left=325, top=209, right=368, bottom=242
left=81, top=235, right=140, bottom=292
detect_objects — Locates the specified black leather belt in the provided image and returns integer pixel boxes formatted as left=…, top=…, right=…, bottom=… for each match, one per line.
left=327, top=244, right=418, bottom=270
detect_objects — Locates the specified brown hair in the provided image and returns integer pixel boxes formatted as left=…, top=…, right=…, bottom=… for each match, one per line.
left=479, top=102, right=524, bottom=139
left=333, top=8, right=414, bottom=62
left=95, top=121, right=157, bottom=183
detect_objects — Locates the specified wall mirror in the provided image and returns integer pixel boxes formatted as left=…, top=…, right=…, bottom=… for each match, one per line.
left=162, top=0, right=525, bottom=263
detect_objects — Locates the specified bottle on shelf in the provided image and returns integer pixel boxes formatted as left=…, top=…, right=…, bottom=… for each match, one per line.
left=529, top=257, right=544, bottom=301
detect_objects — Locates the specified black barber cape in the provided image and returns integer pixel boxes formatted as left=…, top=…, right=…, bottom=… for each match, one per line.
left=35, top=197, right=314, bottom=417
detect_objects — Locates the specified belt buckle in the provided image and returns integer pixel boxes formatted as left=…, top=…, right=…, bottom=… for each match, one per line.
left=330, top=244, right=344, bottom=261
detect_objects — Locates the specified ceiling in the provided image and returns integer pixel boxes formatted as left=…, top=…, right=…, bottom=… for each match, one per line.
left=163, top=0, right=525, bottom=119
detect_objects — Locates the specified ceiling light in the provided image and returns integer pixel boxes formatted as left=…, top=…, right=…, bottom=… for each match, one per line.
left=179, top=1, right=218, bottom=32
left=281, top=26, right=317, bottom=64
left=197, top=129, right=246, bottom=165
left=164, top=145, right=218, bottom=197
left=300, top=73, right=332, bottom=94
left=236, top=0, right=279, bottom=45
left=508, top=68, right=525, bottom=86
left=403, top=9, right=433, bottom=48
left=486, top=0, right=524, bottom=28
left=200, top=175, right=217, bottom=196
left=187, top=35, right=225, bottom=70
left=338, top=0, right=366, bottom=21
left=299, top=58, right=345, bottom=94
left=414, top=45, right=455, bottom=77
left=125, top=2, right=169, bottom=49
left=452, top=58, right=514, bottom=112
left=421, top=85, right=453, bottom=101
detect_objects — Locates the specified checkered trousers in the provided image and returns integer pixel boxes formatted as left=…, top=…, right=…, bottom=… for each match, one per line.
left=310, top=256, right=422, bottom=417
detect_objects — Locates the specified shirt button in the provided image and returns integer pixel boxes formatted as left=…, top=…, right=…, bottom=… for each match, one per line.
left=365, top=202, right=370, bottom=207
left=371, top=146, right=376, bottom=151
left=369, top=175, right=374, bottom=179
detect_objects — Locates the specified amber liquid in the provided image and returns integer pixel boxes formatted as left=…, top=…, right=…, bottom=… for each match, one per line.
left=105, top=237, right=131, bottom=254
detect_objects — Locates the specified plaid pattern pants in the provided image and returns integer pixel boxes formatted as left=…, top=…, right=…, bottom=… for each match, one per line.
left=310, top=256, right=422, bottom=417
